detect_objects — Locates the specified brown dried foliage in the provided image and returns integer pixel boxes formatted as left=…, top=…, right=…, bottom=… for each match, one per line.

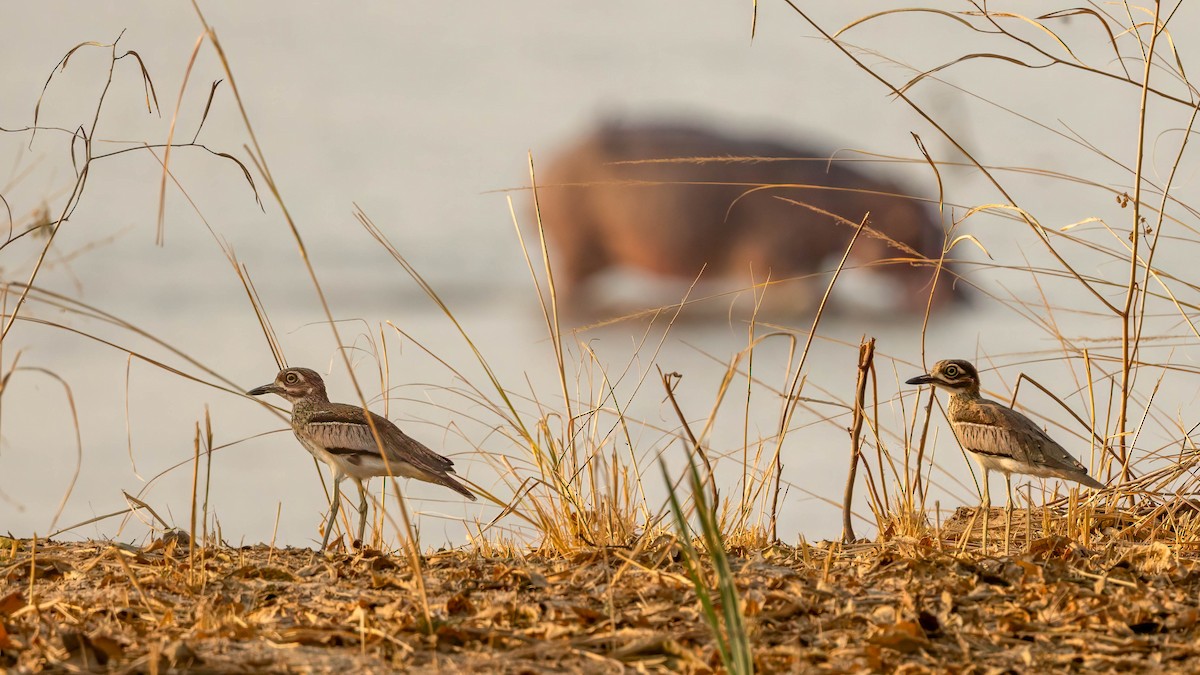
left=3, top=530, right=1200, bottom=673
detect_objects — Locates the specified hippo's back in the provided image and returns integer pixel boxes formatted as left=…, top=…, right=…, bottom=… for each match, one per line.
left=535, top=120, right=950, bottom=307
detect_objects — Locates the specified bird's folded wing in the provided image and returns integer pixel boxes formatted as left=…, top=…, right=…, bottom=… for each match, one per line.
left=307, top=404, right=458, bottom=476
left=953, top=399, right=1087, bottom=474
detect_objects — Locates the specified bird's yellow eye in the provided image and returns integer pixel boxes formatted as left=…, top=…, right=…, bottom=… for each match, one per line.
left=285, top=372, right=299, bottom=384
left=944, top=365, right=960, bottom=377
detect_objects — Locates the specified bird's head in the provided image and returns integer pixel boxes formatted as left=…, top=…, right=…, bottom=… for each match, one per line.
left=248, top=367, right=329, bottom=403
left=906, top=359, right=981, bottom=396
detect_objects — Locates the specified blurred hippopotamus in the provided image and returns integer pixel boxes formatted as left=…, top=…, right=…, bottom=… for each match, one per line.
left=534, top=121, right=961, bottom=315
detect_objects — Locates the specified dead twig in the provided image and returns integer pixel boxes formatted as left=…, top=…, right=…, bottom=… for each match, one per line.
left=842, top=337, right=875, bottom=543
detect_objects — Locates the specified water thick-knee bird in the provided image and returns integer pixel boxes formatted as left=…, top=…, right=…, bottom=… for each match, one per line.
left=906, top=359, right=1105, bottom=547
left=248, top=367, right=476, bottom=549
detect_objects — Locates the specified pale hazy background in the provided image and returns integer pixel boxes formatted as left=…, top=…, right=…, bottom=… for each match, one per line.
left=1, top=2, right=1197, bottom=546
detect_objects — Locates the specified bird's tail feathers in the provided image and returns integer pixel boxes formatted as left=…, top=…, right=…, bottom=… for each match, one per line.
left=424, top=469, right=477, bottom=501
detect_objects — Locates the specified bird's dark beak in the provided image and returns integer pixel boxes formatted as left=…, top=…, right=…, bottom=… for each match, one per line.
left=248, top=383, right=281, bottom=396
left=906, top=374, right=935, bottom=386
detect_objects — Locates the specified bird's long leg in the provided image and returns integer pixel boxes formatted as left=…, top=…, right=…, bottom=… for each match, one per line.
left=322, top=480, right=342, bottom=551
left=1004, top=474, right=1013, bottom=556
left=355, top=481, right=369, bottom=548
left=981, top=468, right=990, bottom=552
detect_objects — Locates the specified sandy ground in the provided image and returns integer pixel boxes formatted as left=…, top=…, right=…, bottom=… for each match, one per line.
left=3, top=519, right=1200, bottom=673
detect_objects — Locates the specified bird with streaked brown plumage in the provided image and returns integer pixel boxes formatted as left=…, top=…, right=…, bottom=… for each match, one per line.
left=907, top=359, right=1104, bottom=547
left=248, top=367, right=475, bottom=550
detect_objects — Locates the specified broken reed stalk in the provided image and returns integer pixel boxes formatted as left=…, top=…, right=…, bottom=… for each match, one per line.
left=27, top=535, right=36, bottom=610
left=268, top=502, right=282, bottom=567
left=842, top=336, right=875, bottom=544
left=660, top=367, right=719, bottom=513
left=202, top=407, right=214, bottom=548
left=770, top=215, right=869, bottom=542
left=1025, top=486, right=1033, bottom=550
left=189, top=422, right=200, bottom=583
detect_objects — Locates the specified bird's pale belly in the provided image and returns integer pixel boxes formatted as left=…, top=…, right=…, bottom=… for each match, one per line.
left=972, top=453, right=1029, bottom=477
left=973, top=452, right=1073, bottom=480
left=293, top=434, right=345, bottom=476
left=339, top=454, right=428, bottom=482
left=293, top=432, right=426, bottom=482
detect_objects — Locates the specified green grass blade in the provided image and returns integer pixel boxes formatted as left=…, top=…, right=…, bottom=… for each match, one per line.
left=662, top=456, right=754, bottom=674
